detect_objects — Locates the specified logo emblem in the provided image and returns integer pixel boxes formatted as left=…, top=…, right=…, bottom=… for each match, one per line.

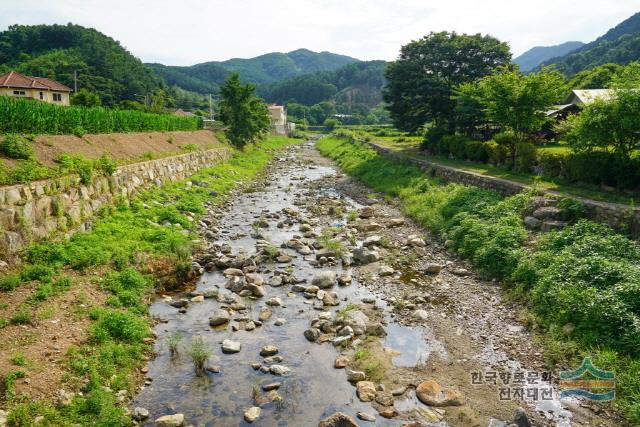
left=559, top=357, right=615, bottom=401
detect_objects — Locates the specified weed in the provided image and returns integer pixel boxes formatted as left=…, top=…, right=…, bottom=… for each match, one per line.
left=188, top=336, right=209, bottom=375
left=11, top=309, right=32, bottom=325
left=10, top=352, right=27, bottom=366
left=167, top=332, right=182, bottom=356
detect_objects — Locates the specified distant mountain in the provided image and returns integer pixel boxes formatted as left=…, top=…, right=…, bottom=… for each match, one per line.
left=514, top=41, right=584, bottom=72
left=541, top=12, right=640, bottom=74
left=148, top=49, right=359, bottom=95
left=0, top=24, right=163, bottom=105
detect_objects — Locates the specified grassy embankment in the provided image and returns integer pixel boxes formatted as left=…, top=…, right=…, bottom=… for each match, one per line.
left=0, top=135, right=297, bottom=426
left=350, top=128, right=638, bottom=205
left=317, top=135, right=640, bottom=424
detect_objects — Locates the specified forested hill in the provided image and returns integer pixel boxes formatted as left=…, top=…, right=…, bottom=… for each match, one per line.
left=513, top=41, right=584, bottom=72
left=0, top=24, right=163, bottom=105
left=540, top=12, right=640, bottom=74
left=147, top=48, right=359, bottom=94
left=258, top=60, right=386, bottom=107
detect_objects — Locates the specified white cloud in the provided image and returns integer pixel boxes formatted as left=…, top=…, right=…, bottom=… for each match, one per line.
left=1, top=0, right=639, bottom=64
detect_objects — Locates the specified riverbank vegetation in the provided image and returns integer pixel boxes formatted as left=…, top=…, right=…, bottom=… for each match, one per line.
left=317, top=134, right=640, bottom=423
left=0, top=135, right=296, bottom=426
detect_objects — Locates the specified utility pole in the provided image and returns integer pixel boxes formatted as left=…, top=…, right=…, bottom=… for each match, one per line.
left=73, top=70, right=78, bottom=92
left=209, top=94, right=214, bottom=121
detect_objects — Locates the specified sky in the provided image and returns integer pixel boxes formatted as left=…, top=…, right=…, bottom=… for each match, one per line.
left=2, top=0, right=640, bottom=65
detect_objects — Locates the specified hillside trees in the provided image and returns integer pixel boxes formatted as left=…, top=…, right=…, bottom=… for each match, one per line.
left=219, top=73, right=270, bottom=148
left=383, top=31, right=511, bottom=133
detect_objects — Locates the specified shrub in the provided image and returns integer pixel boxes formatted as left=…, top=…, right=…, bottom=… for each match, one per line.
left=1, top=134, right=33, bottom=159
left=441, top=134, right=470, bottom=158
left=484, top=140, right=507, bottom=165
left=557, top=198, right=586, bottom=222
left=564, top=151, right=640, bottom=189
left=72, top=125, right=87, bottom=138
left=514, top=142, right=537, bottom=172
left=421, top=124, right=448, bottom=152
left=465, top=140, right=489, bottom=162
left=493, top=131, right=518, bottom=166
left=0, top=275, right=21, bottom=291
left=538, top=151, right=566, bottom=178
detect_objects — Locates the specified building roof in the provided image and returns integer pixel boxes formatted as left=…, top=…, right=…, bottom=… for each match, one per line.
left=565, top=89, right=614, bottom=105
left=0, top=71, right=72, bottom=92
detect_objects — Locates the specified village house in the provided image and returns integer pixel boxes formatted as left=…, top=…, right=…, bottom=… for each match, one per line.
left=0, top=71, right=72, bottom=106
left=267, top=104, right=290, bottom=135
left=546, top=89, right=615, bottom=119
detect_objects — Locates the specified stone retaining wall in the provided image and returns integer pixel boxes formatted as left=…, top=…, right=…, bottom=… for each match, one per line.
left=367, top=142, right=640, bottom=238
left=0, top=148, right=231, bottom=261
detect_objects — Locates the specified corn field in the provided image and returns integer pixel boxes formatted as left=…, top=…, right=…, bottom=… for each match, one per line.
left=0, top=96, right=202, bottom=134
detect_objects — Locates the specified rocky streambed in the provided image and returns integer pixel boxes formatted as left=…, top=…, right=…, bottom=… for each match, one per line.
left=131, top=141, right=619, bottom=427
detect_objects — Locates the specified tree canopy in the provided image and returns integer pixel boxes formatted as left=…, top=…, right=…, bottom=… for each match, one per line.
left=383, top=31, right=511, bottom=132
left=219, top=73, right=271, bottom=148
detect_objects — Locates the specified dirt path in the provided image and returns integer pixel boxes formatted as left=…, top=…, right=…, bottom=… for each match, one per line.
left=132, top=141, right=619, bottom=427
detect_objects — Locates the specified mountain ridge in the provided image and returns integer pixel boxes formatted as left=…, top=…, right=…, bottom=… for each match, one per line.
left=514, top=41, right=584, bottom=72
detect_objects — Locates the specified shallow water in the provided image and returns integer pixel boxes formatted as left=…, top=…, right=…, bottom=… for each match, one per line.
left=133, top=144, right=423, bottom=426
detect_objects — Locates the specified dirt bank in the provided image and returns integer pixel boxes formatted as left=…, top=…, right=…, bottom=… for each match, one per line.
left=1, top=130, right=223, bottom=167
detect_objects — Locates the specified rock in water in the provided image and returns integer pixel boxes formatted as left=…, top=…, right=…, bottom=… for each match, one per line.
left=132, top=407, right=149, bottom=421
left=416, top=380, right=463, bottom=407
left=357, top=411, right=377, bottom=422
left=221, top=339, right=241, bottom=354
left=260, top=345, right=278, bottom=356
left=154, top=413, right=185, bottom=427
left=209, top=309, right=231, bottom=326
left=356, top=381, right=377, bottom=402
left=244, top=407, right=261, bottom=423
left=311, top=271, right=337, bottom=289
left=318, top=412, right=359, bottom=427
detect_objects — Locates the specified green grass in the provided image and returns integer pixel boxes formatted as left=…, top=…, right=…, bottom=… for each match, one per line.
left=3, top=135, right=298, bottom=425
left=317, top=135, right=640, bottom=423
left=373, top=137, right=639, bottom=205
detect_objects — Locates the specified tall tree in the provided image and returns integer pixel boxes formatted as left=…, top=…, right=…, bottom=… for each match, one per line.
left=383, top=31, right=511, bottom=133
left=219, top=73, right=270, bottom=148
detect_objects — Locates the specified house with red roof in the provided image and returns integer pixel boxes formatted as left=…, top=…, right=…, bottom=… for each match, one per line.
left=0, top=71, right=72, bottom=106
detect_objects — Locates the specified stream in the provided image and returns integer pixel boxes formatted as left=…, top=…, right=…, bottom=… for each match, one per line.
left=132, top=141, right=615, bottom=427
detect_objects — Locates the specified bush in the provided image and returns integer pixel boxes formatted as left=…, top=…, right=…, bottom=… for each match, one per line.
left=90, top=310, right=148, bottom=343
left=441, top=134, right=470, bottom=158
left=493, top=131, right=518, bottom=166
left=484, top=140, right=507, bottom=165
left=421, top=124, right=448, bottom=152
left=557, top=198, right=587, bottom=222
left=538, top=151, right=566, bottom=178
left=514, top=142, right=537, bottom=172
left=465, top=140, right=489, bottom=162
left=565, top=151, right=640, bottom=189
left=1, top=134, right=33, bottom=159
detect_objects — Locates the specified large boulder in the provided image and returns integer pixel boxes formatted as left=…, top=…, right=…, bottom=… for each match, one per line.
left=154, top=414, right=185, bottom=427
left=416, top=380, right=463, bottom=407
left=344, top=310, right=369, bottom=335
left=318, top=412, right=359, bottom=427
left=353, top=247, right=380, bottom=265
left=356, top=381, right=377, bottom=402
left=221, top=339, right=241, bottom=354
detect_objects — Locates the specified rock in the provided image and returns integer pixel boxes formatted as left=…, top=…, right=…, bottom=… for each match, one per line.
left=244, top=406, right=261, bottom=423
left=262, top=382, right=281, bottom=391
left=337, top=274, right=352, bottom=286
left=513, top=408, right=533, bottom=427
left=413, top=309, right=429, bottom=321
left=452, top=268, right=470, bottom=276
left=353, top=247, right=380, bottom=265
left=363, top=235, right=382, bottom=247
left=365, top=322, right=386, bottom=337
left=338, top=326, right=354, bottom=337
left=523, top=216, right=541, bottom=230
left=169, top=299, right=188, bottom=308
left=269, top=276, right=284, bottom=287
left=245, top=273, right=264, bottom=285
left=375, top=391, right=394, bottom=406
left=259, top=307, right=273, bottom=321
left=246, top=283, right=266, bottom=297
left=318, top=412, right=359, bottom=427
left=359, top=206, right=375, bottom=218
left=332, top=335, right=351, bottom=346
left=204, top=363, right=220, bottom=373
left=423, top=263, right=443, bottom=274
left=132, top=407, right=149, bottom=421
left=223, top=268, right=244, bottom=277
left=190, top=295, right=204, bottom=303
left=209, top=309, right=231, bottom=326
left=532, top=206, right=561, bottom=220
left=276, top=254, right=292, bottom=263
left=266, top=297, right=282, bottom=306
left=269, top=365, right=291, bottom=376
left=323, top=291, right=339, bottom=306
left=221, top=339, right=241, bottom=354
left=541, top=220, right=568, bottom=232
left=357, top=411, right=377, bottom=422
left=356, top=381, right=377, bottom=402
left=274, top=318, right=286, bottom=326
left=260, top=345, right=278, bottom=357
left=488, top=419, right=509, bottom=427
left=334, top=356, right=350, bottom=369
left=391, top=386, right=407, bottom=396
left=304, top=328, right=321, bottom=342
left=388, top=218, right=405, bottom=227
left=263, top=355, right=283, bottom=364
left=346, top=369, right=366, bottom=382
left=359, top=222, right=382, bottom=232
left=0, top=410, right=7, bottom=427
left=311, top=271, right=337, bottom=289
left=344, top=310, right=369, bottom=335
left=154, top=413, right=185, bottom=427
left=416, top=380, right=463, bottom=407
left=407, top=235, right=426, bottom=247
left=244, top=321, right=256, bottom=331
left=377, top=265, right=395, bottom=276
left=377, top=407, right=398, bottom=419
